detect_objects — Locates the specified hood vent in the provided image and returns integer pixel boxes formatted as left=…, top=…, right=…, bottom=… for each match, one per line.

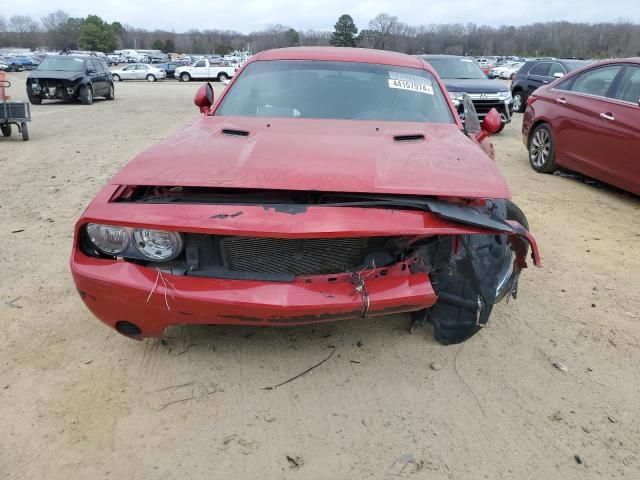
left=393, top=134, right=425, bottom=142
left=222, top=128, right=250, bottom=137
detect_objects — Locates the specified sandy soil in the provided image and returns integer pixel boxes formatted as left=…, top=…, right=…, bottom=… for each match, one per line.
left=1, top=72, right=639, bottom=479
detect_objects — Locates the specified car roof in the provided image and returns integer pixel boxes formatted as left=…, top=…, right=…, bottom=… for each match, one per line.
left=253, top=47, right=425, bottom=69
left=419, top=54, right=470, bottom=61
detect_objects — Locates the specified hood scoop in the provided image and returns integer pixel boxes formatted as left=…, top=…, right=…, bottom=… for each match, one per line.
left=222, top=128, right=250, bottom=137
left=393, top=134, right=425, bottom=142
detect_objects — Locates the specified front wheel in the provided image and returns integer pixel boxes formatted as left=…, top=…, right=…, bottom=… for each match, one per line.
left=79, top=85, right=93, bottom=105
left=217, top=72, right=229, bottom=82
left=1, top=123, right=11, bottom=137
left=28, top=95, right=42, bottom=105
left=146, top=74, right=156, bottom=82
left=112, top=74, right=121, bottom=82
left=528, top=123, right=557, bottom=173
left=180, top=72, right=191, bottom=82
left=21, top=122, right=29, bottom=141
left=512, top=91, right=526, bottom=113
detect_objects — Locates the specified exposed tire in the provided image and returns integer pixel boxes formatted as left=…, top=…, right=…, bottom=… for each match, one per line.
left=1, top=124, right=11, bottom=137
left=528, top=123, right=557, bottom=173
left=106, top=83, right=115, bottom=100
left=79, top=85, right=93, bottom=105
left=112, top=74, right=121, bottom=82
left=512, top=90, right=526, bottom=113
left=146, top=74, right=156, bottom=82
left=495, top=122, right=506, bottom=134
left=28, top=95, right=42, bottom=105
left=217, top=72, right=229, bottom=82
left=180, top=72, right=191, bottom=82
left=21, top=122, right=29, bottom=141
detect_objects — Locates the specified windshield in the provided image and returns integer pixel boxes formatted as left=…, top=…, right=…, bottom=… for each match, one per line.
left=38, top=57, right=85, bottom=72
left=425, top=58, right=487, bottom=80
left=215, top=60, right=454, bottom=123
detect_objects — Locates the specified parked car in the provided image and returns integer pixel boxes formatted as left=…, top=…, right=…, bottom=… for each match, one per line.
left=71, top=47, right=540, bottom=345
left=0, top=59, right=9, bottom=71
left=421, top=55, right=513, bottom=132
left=111, top=64, right=167, bottom=82
left=523, top=58, right=640, bottom=195
left=157, top=62, right=183, bottom=78
left=11, top=57, right=38, bottom=70
left=26, top=56, right=114, bottom=105
left=500, top=62, right=524, bottom=80
left=175, top=59, right=235, bottom=82
left=511, top=59, right=591, bottom=112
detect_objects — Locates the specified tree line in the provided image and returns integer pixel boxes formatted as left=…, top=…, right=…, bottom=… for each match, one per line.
left=1, top=11, right=639, bottom=59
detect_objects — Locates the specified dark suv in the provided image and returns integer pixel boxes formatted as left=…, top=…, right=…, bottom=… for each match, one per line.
left=26, top=55, right=114, bottom=105
left=510, top=59, right=591, bottom=112
left=420, top=55, right=514, bottom=132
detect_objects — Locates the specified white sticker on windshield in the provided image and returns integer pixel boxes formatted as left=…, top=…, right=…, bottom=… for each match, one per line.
left=388, top=78, right=434, bottom=95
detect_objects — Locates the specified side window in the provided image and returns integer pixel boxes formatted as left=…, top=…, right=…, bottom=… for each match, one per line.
left=570, top=66, right=621, bottom=97
left=90, top=59, right=101, bottom=72
left=124, top=65, right=134, bottom=71
left=529, top=63, right=551, bottom=77
left=549, top=63, right=566, bottom=77
left=195, top=60, right=206, bottom=68
left=613, top=66, right=640, bottom=104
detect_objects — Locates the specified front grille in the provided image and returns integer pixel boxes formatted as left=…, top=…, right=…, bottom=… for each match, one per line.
left=471, top=100, right=505, bottom=115
left=219, top=237, right=369, bottom=276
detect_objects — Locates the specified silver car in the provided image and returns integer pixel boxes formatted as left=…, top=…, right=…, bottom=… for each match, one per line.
left=111, top=64, right=167, bottom=82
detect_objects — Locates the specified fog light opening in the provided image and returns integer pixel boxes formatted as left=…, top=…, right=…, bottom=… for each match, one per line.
left=116, top=321, right=142, bottom=338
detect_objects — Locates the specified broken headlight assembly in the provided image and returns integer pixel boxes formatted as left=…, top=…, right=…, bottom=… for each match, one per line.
left=84, top=223, right=184, bottom=261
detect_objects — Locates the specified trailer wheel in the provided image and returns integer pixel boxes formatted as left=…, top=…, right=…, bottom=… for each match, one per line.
left=1, top=123, right=11, bottom=137
left=21, top=122, right=29, bottom=141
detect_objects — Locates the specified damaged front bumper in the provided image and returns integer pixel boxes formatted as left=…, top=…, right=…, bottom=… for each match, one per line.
left=70, top=186, right=541, bottom=339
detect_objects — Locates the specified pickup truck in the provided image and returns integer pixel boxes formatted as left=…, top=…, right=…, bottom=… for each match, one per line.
left=175, top=59, right=235, bottom=82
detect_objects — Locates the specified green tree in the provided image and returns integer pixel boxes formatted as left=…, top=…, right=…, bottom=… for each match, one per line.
left=78, top=15, right=117, bottom=52
left=151, top=39, right=164, bottom=51
left=285, top=28, right=300, bottom=46
left=164, top=38, right=175, bottom=53
left=330, top=14, right=358, bottom=47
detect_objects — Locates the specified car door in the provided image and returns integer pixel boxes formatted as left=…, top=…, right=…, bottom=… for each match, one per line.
left=90, top=59, right=107, bottom=95
left=121, top=65, right=136, bottom=80
left=85, top=59, right=101, bottom=91
left=606, top=65, right=640, bottom=193
left=551, top=64, right=624, bottom=181
left=526, top=62, right=552, bottom=96
left=134, top=65, right=146, bottom=80
left=192, top=60, right=207, bottom=78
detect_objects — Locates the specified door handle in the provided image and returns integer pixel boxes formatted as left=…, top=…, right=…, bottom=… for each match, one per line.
left=599, top=112, right=615, bottom=121
left=556, top=98, right=567, bottom=104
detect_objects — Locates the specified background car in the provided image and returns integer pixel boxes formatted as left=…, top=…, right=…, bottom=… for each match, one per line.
left=523, top=58, right=640, bottom=195
left=157, top=62, right=183, bottom=78
left=511, top=59, right=591, bottom=112
left=27, top=55, right=114, bottom=105
left=111, top=64, right=167, bottom=82
left=421, top=54, right=513, bottom=132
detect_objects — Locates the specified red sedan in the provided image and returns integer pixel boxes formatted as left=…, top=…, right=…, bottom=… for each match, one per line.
left=523, top=58, right=640, bottom=195
left=71, top=47, right=540, bottom=345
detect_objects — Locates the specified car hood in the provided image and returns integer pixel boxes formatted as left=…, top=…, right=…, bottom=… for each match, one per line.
left=441, top=78, right=509, bottom=94
left=28, top=70, right=84, bottom=81
left=112, top=116, right=511, bottom=199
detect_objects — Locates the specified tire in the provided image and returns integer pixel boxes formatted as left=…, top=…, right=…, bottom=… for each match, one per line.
left=146, top=74, right=156, bottom=82
left=105, top=83, right=115, bottom=100
left=79, top=85, right=93, bottom=105
left=1, top=123, right=11, bottom=137
left=180, top=72, right=191, bottom=82
left=512, top=90, right=526, bottom=113
left=217, top=72, right=229, bottom=82
left=112, top=74, right=121, bottom=82
left=528, top=123, right=557, bottom=173
left=21, top=122, right=29, bottom=141
left=28, top=95, right=42, bottom=105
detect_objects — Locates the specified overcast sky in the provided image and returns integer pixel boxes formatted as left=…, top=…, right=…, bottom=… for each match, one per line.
left=6, top=0, right=640, bottom=32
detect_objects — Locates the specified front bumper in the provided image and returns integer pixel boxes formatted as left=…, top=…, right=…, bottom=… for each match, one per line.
left=70, top=191, right=541, bottom=338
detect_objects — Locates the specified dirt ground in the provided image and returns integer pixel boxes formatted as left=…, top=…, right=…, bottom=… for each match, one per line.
left=1, top=72, right=639, bottom=479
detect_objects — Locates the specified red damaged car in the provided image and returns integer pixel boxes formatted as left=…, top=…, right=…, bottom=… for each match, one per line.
left=71, top=47, right=540, bottom=345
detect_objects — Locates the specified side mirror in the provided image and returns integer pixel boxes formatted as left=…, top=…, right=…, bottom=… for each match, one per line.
left=194, top=82, right=214, bottom=114
left=475, top=108, right=502, bottom=143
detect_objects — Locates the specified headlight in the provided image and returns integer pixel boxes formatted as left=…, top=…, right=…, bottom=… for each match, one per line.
left=497, top=91, right=512, bottom=101
left=447, top=91, right=465, bottom=101
left=133, top=228, right=183, bottom=261
left=86, top=223, right=130, bottom=255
